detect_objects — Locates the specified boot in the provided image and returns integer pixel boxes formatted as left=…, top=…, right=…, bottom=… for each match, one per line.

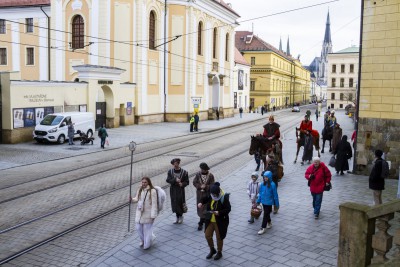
left=248, top=216, right=254, bottom=223
left=173, top=217, right=179, bottom=224
left=197, top=223, right=203, bottom=231
left=206, top=247, right=217, bottom=259
left=214, top=252, right=223, bottom=260
left=178, top=216, right=183, bottom=224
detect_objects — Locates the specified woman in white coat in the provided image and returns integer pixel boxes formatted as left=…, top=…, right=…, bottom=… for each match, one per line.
left=131, top=177, right=158, bottom=249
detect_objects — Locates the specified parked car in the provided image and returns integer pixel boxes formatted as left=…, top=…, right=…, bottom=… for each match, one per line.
left=292, top=106, right=300, bottom=112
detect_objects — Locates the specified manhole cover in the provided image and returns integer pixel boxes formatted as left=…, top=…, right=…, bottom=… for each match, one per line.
left=66, top=147, right=85, bottom=150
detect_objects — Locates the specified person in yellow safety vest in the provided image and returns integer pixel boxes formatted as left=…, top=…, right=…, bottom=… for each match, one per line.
left=190, top=115, right=195, bottom=132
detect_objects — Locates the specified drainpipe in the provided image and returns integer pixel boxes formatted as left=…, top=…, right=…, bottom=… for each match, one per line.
left=353, top=0, right=364, bottom=173
left=163, top=0, right=167, bottom=122
left=40, top=6, right=50, bottom=80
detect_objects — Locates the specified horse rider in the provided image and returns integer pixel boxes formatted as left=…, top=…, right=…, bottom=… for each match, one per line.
left=299, top=115, right=312, bottom=135
left=262, top=115, right=283, bottom=163
left=328, top=110, right=337, bottom=128
left=324, top=110, right=331, bottom=126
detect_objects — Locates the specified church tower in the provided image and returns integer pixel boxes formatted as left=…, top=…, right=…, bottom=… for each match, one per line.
left=319, top=11, right=333, bottom=85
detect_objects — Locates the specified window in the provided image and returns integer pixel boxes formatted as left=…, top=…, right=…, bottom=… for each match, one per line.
left=26, top=18, right=33, bottom=33
left=340, top=104, right=343, bottom=109
left=197, top=22, right=202, bottom=55
left=149, top=11, right=156, bottom=50
left=0, top=19, right=5, bottom=34
left=340, top=93, right=344, bottom=100
left=225, top=33, right=229, bottom=61
left=341, top=64, right=345, bottom=73
left=350, top=64, right=354, bottom=73
left=250, top=98, right=255, bottom=109
left=332, top=78, right=336, bottom=87
left=332, top=64, right=336, bottom=73
left=250, top=81, right=255, bottom=91
left=251, top=57, right=255, bottom=65
left=26, top=47, right=34, bottom=65
left=213, top=28, right=217, bottom=59
left=71, top=15, right=84, bottom=49
left=349, top=93, right=353, bottom=101
left=331, top=93, right=335, bottom=100
left=340, top=78, right=344, bottom=87
left=349, top=78, right=354, bottom=88
left=0, top=48, right=7, bottom=65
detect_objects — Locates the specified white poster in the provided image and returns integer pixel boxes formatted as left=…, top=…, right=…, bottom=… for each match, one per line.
left=13, top=109, right=24, bottom=128
left=35, top=108, right=44, bottom=125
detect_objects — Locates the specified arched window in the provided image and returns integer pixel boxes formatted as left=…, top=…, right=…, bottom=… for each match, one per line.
left=213, top=28, right=217, bottom=59
left=197, top=22, right=202, bottom=55
left=225, top=33, right=229, bottom=61
left=149, top=11, right=156, bottom=50
left=72, top=15, right=84, bottom=49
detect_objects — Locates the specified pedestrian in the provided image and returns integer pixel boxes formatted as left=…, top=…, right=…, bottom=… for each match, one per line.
left=273, top=105, right=276, bottom=112
left=189, top=114, right=194, bottom=132
left=239, top=107, right=243, bottom=118
left=315, top=109, right=319, bottom=121
left=194, top=113, right=199, bottom=131
left=256, top=171, right=279, bottom=235
left=331, top=123, right=342, bottom=154
left=166, top=158, right=189, bottom=224
left=261, top=106, right=264, bottom=115
left=198, top=182, right=231, bottom=261
left=265, top=154, right=281, bottom=213
left=216, top=109, right=219, bottom=120
left=247, top=172, right=260, bottom=224
left=98, top=123, right=108, bottom=149
left=193, top=162, right=215, bottom=231
left=249, top=105, right=252, bottom=113
left=306, top=109, right=311, bottom=119
left=301, top=130, right=314, bottom=165
left=131, top=177, right=158, bottom=250
left=369, top=149, right=388, bottom=205
left=68, top=121, right=75, bottom=145
left=334, top=135, right=352, bottom=175
left=305, top=157, right=331, bottom=219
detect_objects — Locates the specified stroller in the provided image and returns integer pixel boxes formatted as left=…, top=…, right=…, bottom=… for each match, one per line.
left=76, top=130, right=94, bottom=145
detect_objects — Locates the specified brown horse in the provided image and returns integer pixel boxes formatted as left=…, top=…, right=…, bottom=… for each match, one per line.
left=294, top=128, right=320, bottom=163
left=249, top=135, right=282, bottom=170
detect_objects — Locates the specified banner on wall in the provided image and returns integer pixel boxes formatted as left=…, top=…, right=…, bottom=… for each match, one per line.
left=127, top=102, right=132, bottom=115
left=13, top=109, right=24, bottom=128
left=35, top=108, right=44, bottom=125
left=238, top=70, right=244, bottom=90
left=24, top=108, right=35, bottom=127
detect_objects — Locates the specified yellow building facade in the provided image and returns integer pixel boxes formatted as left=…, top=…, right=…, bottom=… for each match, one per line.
left=0, top=0, right=240, bottom=143
left=235, top=31, right=310, bottom=111
left=355, top=0, right=399, bottom=178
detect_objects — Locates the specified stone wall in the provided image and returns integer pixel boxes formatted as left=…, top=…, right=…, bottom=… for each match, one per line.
left=355, top=117, right=399, bottom=178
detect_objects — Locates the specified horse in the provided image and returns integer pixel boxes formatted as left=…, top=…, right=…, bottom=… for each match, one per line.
left=249, top=135, right=278, bottom=170
left=294, top=128, right=321, bottom=163
left=321, top=123, right=333, bottom=153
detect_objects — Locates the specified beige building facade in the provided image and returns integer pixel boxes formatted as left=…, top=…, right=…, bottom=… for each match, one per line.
left=233, top=47, right=250, bottom=111
left=0, top=0, right=240, bottom=143
left=327, top=46, right=359, bottom=110
left=355, top=0, right=399, bottom=178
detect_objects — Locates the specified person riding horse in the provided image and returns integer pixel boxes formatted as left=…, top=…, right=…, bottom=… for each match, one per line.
left=298, top=115, right=312, bottom=146
left=262, top=115, right=283, bottom=163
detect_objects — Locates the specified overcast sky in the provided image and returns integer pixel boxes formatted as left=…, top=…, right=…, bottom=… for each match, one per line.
left=228, top=0, right=361, bottom=65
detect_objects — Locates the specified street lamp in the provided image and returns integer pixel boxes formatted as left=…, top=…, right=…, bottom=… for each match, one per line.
left=127, top=141, right=137, bottom=232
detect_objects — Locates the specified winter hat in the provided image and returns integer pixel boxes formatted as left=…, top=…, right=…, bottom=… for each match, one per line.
left=199, top=162, right=210, bottom=170
left=170, top=158, right=181, bottom=164
left=210, top=182, right=221, bottom=195
left=251, top=172, right=259, bottom=178
left=375, top=149, right=383, bottom=158
left=263, top=171, right=272, bottom=179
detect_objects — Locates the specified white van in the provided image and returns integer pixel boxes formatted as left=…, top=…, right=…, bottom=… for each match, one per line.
left=33, top=112, right=95, bottom=144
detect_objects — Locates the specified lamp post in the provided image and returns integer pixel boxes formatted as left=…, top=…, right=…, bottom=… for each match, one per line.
left=127, top=141, right=137, bottom=232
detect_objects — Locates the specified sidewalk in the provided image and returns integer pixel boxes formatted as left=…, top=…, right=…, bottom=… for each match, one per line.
left=87, top=109, right=399, bottom=267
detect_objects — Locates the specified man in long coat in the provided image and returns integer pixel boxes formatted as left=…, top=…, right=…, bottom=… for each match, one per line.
left=166, top=158, right=189, bottom=224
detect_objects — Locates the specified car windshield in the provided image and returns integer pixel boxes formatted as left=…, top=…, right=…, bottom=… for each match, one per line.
left=40, top=115, right=64, bottom=126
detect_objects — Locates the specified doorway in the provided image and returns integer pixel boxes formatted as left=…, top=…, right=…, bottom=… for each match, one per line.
left=96, top=102, right=106, bottom=129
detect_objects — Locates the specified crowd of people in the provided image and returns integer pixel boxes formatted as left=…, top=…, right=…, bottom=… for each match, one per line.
left=127, top=107, right=389, bottom=261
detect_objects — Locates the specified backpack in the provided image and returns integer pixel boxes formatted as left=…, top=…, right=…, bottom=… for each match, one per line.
left=154, top=186, right=166, bottom=213
left=381, top=160, right=389, bottom=179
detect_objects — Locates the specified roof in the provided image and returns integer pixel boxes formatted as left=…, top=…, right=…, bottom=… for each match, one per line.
left=0, top=0, right=50, bottom=7
left=234, top=47, right=250, bottom=66
left=213, top=0, right=240, bottom=17
left=332, top=46, right=360, bottom=54
left=235, top=31, right=295, bottom=61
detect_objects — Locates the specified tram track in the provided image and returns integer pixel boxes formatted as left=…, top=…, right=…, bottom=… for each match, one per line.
left=0, top=114, right=301, bottom=265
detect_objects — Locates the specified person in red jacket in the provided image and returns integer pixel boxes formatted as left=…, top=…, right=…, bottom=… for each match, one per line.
left=299, top=115, right=312, bottom=134
left=305, top=157, right=332, bottom=219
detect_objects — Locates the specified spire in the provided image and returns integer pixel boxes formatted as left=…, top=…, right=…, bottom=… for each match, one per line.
left=286, top=36, right=290, bottom=56
left=324, top=11, right=332, bottom=44
left=279, top=37, right=282, bottom=52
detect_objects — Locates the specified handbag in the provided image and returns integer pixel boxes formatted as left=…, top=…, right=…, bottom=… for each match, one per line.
left=324, top=182, right=332, bottom=191
left=182, top=202, right=188, bottom=213
left=328, top=156, right=336, bottom=167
